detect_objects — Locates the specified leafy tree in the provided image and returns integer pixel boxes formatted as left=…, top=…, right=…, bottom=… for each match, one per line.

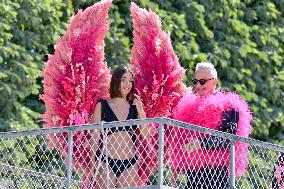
left=0, top=0, right=69, bottom=131
left=0, top=1, right=71, bottom=186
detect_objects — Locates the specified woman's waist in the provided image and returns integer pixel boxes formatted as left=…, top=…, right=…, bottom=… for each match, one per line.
left=104, top=131, right=136, bottom=144
left=100, top=135, right=137, bottom=159
left=106, top=142, right=136, bottom=150
left=100, top=147, right=137, bottom=160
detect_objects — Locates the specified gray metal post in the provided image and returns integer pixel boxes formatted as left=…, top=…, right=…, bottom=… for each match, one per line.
left=105, top=126, right=110, bottom=188
left=229, top=139, right=236, bottom=189
left=66, top=129, right=74, bottom=189
left=157, top=119, right=165, bottom=189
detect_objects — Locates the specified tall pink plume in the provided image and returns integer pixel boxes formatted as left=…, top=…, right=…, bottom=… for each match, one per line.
left=130, top=3, right=186, bottom=118
left=40, top=0, right=112, bottom=182
left=130, top=3, right=186, bottom=185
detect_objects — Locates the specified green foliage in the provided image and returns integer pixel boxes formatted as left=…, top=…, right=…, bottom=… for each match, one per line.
left=0, top=136, right=66, bottom=188
left=0, top=1, right=71, bottom=186
left=105, top=2, right=131, bottom=68
left=0, top=0, right=69, bottom=131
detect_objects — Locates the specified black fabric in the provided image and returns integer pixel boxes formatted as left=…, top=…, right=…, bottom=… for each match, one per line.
left=101, top=154, right=139, bottom=177
left=200, top=109, right=239, bottom=150
left=96, top=99, right=139, bottom=178
left=100, top=99, right=138, bottom=137
left=186, top=166, right=228, bottom=189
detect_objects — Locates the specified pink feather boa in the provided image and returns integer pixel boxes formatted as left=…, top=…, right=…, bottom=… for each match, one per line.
left=171, top=89, right=252, bottom=177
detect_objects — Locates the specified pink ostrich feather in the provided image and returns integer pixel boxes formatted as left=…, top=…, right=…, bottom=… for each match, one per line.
left=130, top=3, right=186, bottom=185
left=172, top=90, right=253, bottom=177
left=40, top=0, right=112, bottom=186
left=130, top=3, right=186, bottom=118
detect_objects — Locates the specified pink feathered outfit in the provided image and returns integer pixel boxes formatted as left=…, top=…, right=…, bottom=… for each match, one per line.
left=171, top=89, right=252, bottom=177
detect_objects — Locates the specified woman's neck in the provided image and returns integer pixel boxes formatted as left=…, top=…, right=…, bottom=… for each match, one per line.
left=111, top=97, right=128, bottom=104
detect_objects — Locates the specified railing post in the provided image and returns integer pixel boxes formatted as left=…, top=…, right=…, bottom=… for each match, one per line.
left=105, top=126, right=110, bottom=188
left=229, top=139, right=236, bottom=189
left=157, top=118, right=165, bottom=189
left=66, top=128, right=74, bottom=189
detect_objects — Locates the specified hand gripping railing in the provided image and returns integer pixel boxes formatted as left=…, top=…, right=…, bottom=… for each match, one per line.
left=0, top=118, right=283, bottom=189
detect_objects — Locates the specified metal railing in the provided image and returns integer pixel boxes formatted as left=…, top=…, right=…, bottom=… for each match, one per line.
left=0, top=117, right=283, bottom=189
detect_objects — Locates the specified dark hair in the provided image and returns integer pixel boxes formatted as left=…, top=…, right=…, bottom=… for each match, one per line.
left=110, top=66, right=134, bottom=101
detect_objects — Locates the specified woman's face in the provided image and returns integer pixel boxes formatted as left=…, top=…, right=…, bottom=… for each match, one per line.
left=193, top=68, right=217, bottom=96
left=119, top=72, right=133, bottom=97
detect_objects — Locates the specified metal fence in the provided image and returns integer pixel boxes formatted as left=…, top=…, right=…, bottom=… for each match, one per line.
left=0, top=117, right=283, bottom=189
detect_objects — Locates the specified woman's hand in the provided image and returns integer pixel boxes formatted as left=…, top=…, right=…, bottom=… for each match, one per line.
left=133, top=94, right=149, bottom=139
left=133, top=94, right=144, bottom=113
left=89, top=102, right=101, bottom=176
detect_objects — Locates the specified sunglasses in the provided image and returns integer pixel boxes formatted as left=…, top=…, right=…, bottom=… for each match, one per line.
left=192, top=78, right=214, bottom=85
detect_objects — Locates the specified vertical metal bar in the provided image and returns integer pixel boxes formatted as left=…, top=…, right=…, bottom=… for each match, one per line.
left=157, top=119, right=165, bottom=189
left=90, top=121, right=105, bottom=189
left=66, top=128, right=74, bottom=189
left=104, top=124, right=109, bottom=188
left=229, top=139, right=236, bottom=189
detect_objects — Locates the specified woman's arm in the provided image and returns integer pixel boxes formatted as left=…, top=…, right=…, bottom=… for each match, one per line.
left=133, top=98, right=149, bottom=139
left=89, top=102, right=102, bottom=172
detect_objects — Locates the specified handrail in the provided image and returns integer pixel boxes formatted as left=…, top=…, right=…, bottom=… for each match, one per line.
left=1, top=118, right=283, bottom=153
left=0, top=117, right=282, bottom=189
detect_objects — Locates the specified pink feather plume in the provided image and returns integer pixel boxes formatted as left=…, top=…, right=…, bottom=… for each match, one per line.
left=130, top=2, right=186, bottom=118
left=40, top=0, right=112, bottom=185
left=130, top=3, right=186, bottom=185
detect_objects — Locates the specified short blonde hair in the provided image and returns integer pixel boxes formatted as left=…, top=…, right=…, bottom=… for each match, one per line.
left=195, top=62, right=217, bottom=78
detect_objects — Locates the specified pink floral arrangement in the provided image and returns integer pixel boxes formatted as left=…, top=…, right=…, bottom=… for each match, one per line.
left=40, top=0, right=112, bottom=179
left=130, top=3, right=186, bottom=118
left=130, top=3, right=186, bottom=185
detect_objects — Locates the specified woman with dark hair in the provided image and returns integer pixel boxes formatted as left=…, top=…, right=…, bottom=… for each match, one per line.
left=89, top=66, right=148, bottom=188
